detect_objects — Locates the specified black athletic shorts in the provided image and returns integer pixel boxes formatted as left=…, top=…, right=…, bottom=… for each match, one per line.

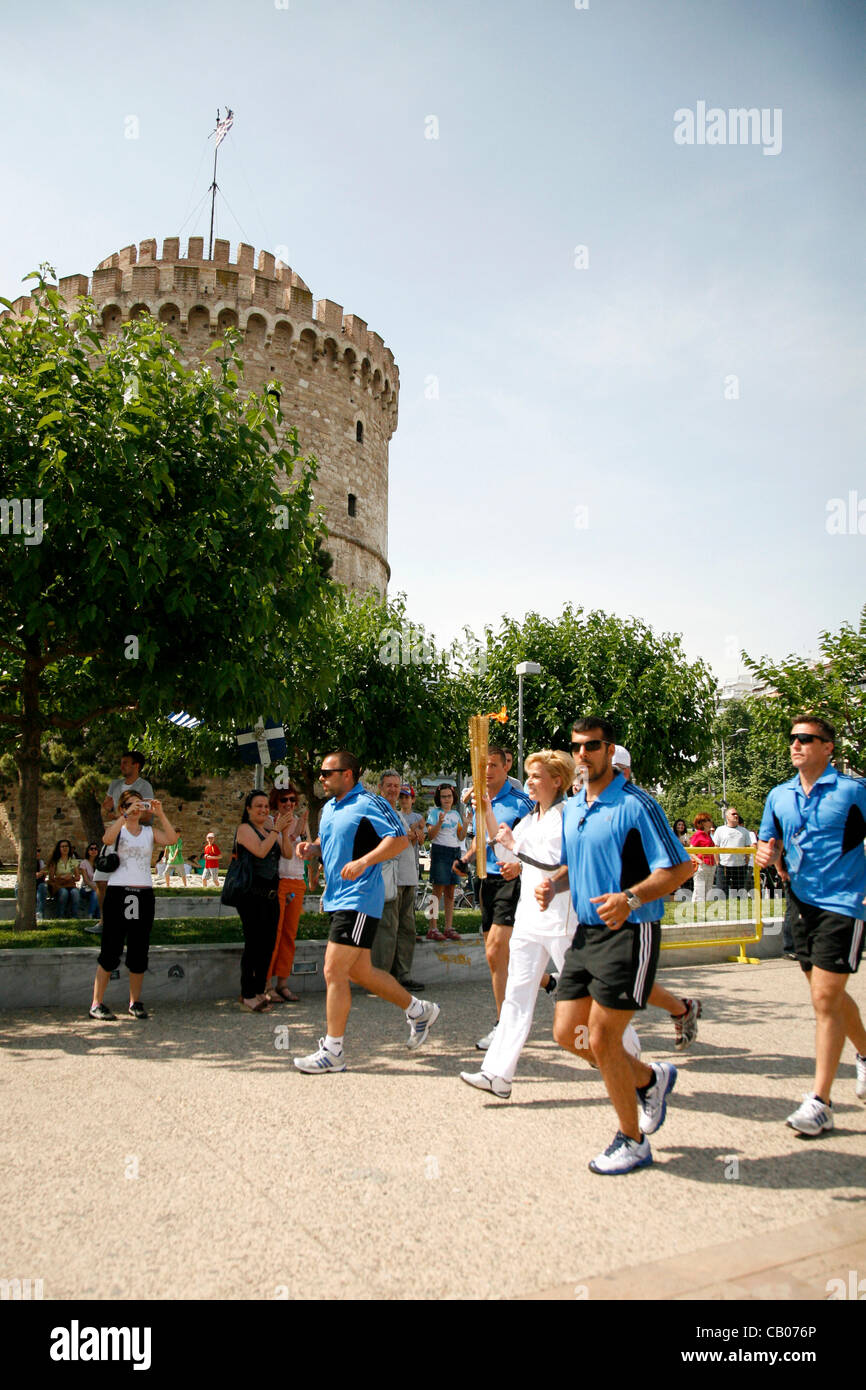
left=328, top=909, right=380, bottom=951
left=788, top=891, right=864, bottom=975
left=557, top=920, right=661, bottom=1011
left=479, top=875, right=520, bottom=932
left=97, top=886, right=156, bottom=974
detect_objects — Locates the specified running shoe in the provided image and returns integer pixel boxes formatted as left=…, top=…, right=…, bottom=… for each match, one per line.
left=786, top=1094, right=833, bottom=1136
left=406, top=1000, right=440, bottom=1051
left=637, top=1062, right=678, bottom=1135
left=293, top=1039, right=347, bottom=1073
left=589, top=1130, right=653, bottom=1175
left=459, top=1070, right=511, bottom=1099
left=623, top=1024, right=642, bottom=1059
left=88, top=1002, right=116, bottom=1021
left=856, top=1053, right=866, bottom=1100
left=673, top=998, right=702, bottom=1051
left=426, top=928, right=446, bottom=942
left=128, top=1001, right=149, bottom=1020
left=476, top=1025, right=497, bottom=1051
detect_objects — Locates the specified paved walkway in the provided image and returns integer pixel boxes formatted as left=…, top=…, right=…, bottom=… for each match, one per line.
left=1, top=959, right=863, bottom=1300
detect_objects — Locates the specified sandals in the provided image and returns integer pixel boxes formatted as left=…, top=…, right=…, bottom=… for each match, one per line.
left=239, top=997, right=272, bottom=1013
left=269, top=986, right=300, bottom=1003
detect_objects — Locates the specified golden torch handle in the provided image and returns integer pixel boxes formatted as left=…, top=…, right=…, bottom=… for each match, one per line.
left=468, top=714, right=489, bottom=880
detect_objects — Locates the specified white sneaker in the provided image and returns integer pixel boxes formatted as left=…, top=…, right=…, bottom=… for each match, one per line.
left=855, top=1053, right=866, bottom=1100
left=293, top=1038, right=347, bottom=1073
left=589, top=1130, right=653, bottom=1175
left=459, top=1070, right=511, bottom=1099
left=476, top=1025, right=497, bottom=1051
left=786, top=1093, right=833, bottom=1135
left=637, top=1062, right=677, bottom=1135
left=623, top=1024, right=641, bottom=1059
left=406, top=1000, right=440, bottom=1051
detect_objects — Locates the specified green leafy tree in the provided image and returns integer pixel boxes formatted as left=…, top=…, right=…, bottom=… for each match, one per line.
left=742, top=605, right=866, bottom=775
left=0, top=271, right=331, bottom=926
left=465, top=605, right=717, bottom=786
left=281, top=591, right=467, bottom=831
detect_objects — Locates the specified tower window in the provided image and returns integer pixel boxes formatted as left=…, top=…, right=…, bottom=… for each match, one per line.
left=356, top=420, right=364, bottom=443
left=347, top=493, right=357, bottom=518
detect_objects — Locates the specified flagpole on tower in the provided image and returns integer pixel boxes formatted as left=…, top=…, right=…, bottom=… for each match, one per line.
left=207, top=107, right=234, bottom=260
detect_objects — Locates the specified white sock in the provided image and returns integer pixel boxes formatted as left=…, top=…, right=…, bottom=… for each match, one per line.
left=324, top=1034, right=344, bottom=1054
left=406, top=997, right=424, bottom=1019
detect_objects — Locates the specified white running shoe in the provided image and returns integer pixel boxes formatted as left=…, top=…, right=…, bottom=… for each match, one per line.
left=459, top=1070, right=511, bottom=1099
left=293, top=1038, right=347, bottom=1073
left=855, top=1053, right=866, bottom=1100
left=589, top=1130, right=653, bottom=1175
left=786, top=1093, right=834, bottom=1136
left=623, top=1024, right=641, bottom=1059
left=637, top=1062, right=678, bottom=1135
left=476, top=1025, right=497, bottom=1051
left=406, top=1000, right=440, bottom=1051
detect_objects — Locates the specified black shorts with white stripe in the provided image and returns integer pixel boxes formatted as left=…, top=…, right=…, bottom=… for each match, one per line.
left=328, top=909, right=380, bottom=951
left=556, top=920, right=661, bottom=1011
left=788, top=891, right=864, bottom=975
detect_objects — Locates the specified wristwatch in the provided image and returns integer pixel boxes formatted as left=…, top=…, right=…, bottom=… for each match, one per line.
left=624, top=890, right=641, bottom=912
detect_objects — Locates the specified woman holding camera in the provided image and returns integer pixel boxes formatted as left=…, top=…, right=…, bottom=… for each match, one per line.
left=89, top=791, right=177, bottom=1021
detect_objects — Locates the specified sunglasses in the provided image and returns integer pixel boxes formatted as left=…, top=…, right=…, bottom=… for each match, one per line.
left=570, top=739, right=606, bottom=752
left=318, top=767, right=347, bottom=778
left=278, top=795, right=297, bottom=802
left=788, top=733, right=827, bottom=745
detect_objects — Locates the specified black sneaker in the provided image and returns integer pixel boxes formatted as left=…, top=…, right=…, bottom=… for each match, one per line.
left=89, top=1002, right=116, bottom=1021
left=128, top=1001, right=149, bottom=1020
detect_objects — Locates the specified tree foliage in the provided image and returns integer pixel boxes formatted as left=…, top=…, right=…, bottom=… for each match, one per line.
left=465, top=605, right=718, bottom=786
left=0, top=270, right=332, bottom=924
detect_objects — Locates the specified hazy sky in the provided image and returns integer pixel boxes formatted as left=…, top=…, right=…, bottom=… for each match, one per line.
left=2, top=0, right=863, bottom=685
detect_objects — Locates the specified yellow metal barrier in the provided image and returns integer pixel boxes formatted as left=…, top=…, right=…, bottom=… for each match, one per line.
left=660, top=845, right=763, bottom=964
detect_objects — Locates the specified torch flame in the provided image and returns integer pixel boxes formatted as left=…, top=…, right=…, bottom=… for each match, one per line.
left=487, top=705, right=508, bottom=724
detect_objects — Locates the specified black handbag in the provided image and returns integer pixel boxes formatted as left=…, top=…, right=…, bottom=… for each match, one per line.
left=220, top=837, right=254, bottom=906
left=95, top=826, right=123, bottom=875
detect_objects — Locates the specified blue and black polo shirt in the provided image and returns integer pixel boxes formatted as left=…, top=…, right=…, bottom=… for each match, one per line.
left=560, top=774, right=689, bottom=925
left=470, top=780, right=533, bottom=876
left=319, top=782, right=406, bottom=916
left=760, top=766, right=866, bottom=917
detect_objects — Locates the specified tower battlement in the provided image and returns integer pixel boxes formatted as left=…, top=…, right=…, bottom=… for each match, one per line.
left=4, top=235, right=398, bottom=596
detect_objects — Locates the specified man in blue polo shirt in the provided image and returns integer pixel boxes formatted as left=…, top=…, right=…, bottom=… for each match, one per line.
left=537, top=718, right=695, bottom=1174
left=293, top=750, right=441, bottom=1072
left=467, top=745, right=533, bottom=1051
left=757, top=714, right=866, bottom=1135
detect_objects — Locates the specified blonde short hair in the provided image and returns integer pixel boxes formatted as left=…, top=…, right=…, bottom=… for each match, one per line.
left=524, top=749, right=575, bottom=795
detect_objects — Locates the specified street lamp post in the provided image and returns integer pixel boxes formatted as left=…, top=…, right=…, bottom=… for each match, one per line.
left=516, top=661, right=542, bottom=781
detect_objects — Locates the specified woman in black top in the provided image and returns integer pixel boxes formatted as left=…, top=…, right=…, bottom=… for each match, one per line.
left=235, top=791, right=295, bottom=1012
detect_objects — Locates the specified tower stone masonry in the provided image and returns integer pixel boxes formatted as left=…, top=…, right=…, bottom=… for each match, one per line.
left=17, top=236, right=399, bottom=594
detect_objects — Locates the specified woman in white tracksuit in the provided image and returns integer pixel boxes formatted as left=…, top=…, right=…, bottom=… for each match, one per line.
left=460, top=748, right=640, bottom=1098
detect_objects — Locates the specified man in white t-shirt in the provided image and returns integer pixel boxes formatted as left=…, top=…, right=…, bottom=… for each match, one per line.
left=713, top=807, right=752, bottom=893
left=93, top=752, right=155, bottom=913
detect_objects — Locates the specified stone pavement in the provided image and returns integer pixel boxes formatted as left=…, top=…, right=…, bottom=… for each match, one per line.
left=1, top=959, right=864, bottom=1301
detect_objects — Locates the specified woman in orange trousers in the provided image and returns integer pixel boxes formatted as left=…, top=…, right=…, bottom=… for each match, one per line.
left=265, top=786, right=306, bottom=1002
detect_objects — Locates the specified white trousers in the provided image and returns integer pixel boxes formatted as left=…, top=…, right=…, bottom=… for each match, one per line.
left=483, top=933, right=569, bottom=1083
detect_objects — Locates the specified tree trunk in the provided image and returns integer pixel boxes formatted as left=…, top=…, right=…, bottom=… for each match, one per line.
left=73, top=788, right=105, bottom=848
left=15, top=650, right=43, bottom=931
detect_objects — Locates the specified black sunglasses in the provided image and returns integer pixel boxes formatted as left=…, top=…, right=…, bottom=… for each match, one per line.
left=571, top=739, right=606, bottom=752
left=318, top=767, right=347, bottom=777
left=788, top=733, right=827, bottom=745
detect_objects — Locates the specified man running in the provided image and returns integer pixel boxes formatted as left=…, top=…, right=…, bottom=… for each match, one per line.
left=538, top=719, right=695, bottom=1174
left=293, top=751, right=440, bottom=1072
left=757, top=715, right=866, bottom=1134
left=614, top=744, right=702, bottom=1050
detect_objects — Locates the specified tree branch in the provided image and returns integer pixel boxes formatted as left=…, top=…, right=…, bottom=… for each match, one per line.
left=47, top=701, right=138, bottom=730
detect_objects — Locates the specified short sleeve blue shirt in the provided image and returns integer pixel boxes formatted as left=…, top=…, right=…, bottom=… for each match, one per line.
left=561, top=775, right=689, bottom=925
left=319, top=782, right=406, bottom=916
left=760, top=767, right=866, bottom=916
left=470, top=781, right=533, bottom=876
